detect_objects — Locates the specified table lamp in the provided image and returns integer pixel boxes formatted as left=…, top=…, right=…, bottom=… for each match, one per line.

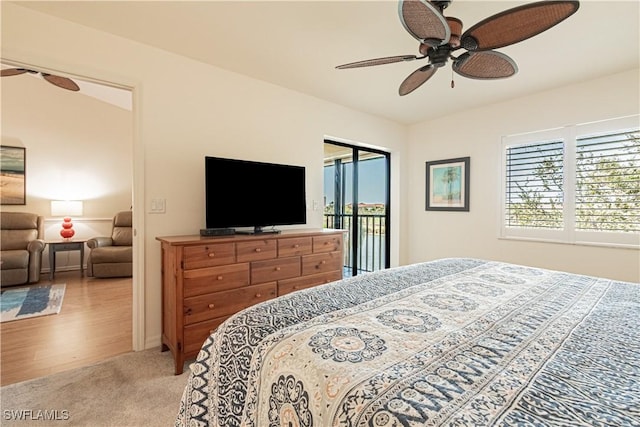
left=51, top=200, right=83, bottom=240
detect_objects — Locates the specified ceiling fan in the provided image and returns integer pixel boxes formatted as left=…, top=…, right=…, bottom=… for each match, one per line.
left=336, top=0, right=580, bottom=95
left=1, top=68, right=80, bottom=91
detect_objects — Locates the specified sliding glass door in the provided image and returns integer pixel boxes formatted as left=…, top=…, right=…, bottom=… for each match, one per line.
left=323, top=141, right=390, bottom=277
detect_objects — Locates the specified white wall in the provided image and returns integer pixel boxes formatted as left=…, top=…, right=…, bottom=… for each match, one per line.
left=2, top=3, right=408, bottom=348
left=407, top=69, right=640, bottom=283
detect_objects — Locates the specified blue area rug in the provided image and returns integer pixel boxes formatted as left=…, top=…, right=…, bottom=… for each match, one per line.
left=0, top=284, right=65, bottom=322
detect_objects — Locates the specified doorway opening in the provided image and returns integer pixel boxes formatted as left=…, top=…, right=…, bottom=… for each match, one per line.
left=323, top=140, right=390, bottom=277
left=0, top=61, right=138, bottom=383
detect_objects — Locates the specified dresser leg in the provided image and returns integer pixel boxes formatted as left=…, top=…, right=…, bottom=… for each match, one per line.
left=174, top=354, right=184, bottom=375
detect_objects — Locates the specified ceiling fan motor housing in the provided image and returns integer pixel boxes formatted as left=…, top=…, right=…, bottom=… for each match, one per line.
left=427, top=44, right=453, bottom=67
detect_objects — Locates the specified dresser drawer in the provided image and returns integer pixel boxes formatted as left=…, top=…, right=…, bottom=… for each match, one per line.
left=251, top=256, right=301, bottom=284
left=302, top=251, right=343, bottom=275
left=183, top=263, right=250, bottom=297
left=183, top=243, right=235, bottom=270
left=183, top=282, right=277, bottom=325
left=278, top=237, right=312, bottom=257
left=237, top=239, right=277, bottom=262
left=183, top=316, right=230, bottom=355
left=279, top=270, right=342, bottom=295
left=313, top=234, right=343, bottom=253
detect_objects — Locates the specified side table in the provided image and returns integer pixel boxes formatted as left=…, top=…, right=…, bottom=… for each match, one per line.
left=47, top=240, right=87, bottom=280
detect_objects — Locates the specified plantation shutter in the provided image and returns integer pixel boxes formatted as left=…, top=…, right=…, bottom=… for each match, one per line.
left=505, top=140, right=564, bottom=229
left=575, top=128, right=640, bottom=232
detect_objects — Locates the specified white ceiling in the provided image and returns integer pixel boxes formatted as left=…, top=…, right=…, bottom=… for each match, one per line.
left=11, top=0, right=640, bottom=125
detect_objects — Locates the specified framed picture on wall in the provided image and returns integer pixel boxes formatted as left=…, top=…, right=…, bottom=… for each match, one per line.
left=425, top=156, right=469, bottom=211
left=0, top=145, right=26, bottom=205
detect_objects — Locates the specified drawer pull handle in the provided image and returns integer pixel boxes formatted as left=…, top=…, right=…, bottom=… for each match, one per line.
left=324, top=241, right=329, bottom=245
left=321, top=260, right=326, bottom=265
left=255, top=248, right=261, bottom=252
left=255, top=293, right=262, bottom=298
left=275, top=267, right=281, bottom=271
left=217, top=276, right=223, bottom=280
left=208, top=253, right=215, bottom=258
left=293, top=286, right=300, bottom=290
left=294, top=244, right=299, bottom=248
left=208, top=303, right=215, bottom=309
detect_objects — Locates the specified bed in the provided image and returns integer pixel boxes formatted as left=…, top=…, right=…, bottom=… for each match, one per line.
left=175, top=258, right=639, bottom=426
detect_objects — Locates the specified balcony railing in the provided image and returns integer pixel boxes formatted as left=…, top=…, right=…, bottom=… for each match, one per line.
left=323, top=213, right=386, bottom=276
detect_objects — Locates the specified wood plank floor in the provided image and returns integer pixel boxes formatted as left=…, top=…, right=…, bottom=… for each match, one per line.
left=0, top=271, right=132, bottom=386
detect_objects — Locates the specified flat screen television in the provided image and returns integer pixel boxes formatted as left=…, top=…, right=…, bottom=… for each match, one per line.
left=205, top=156, right=306, bottom=234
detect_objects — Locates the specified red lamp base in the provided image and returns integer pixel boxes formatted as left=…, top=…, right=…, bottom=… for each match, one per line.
left=60, top=217, right=75, bottom=239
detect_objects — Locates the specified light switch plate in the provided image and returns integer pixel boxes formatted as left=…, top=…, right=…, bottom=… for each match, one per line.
left=150, top=198, right=166, bottom=213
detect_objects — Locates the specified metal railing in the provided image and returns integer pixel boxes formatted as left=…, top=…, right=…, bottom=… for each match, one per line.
left=323, top=213, right=386, bottom=276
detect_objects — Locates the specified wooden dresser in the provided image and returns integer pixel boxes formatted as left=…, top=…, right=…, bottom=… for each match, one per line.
left=156, top=228, right=345, bottom=374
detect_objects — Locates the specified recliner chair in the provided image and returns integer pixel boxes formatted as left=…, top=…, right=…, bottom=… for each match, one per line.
left=86, top=211, right=133, bottom=278
left=0, top=212, right=46, bottom=287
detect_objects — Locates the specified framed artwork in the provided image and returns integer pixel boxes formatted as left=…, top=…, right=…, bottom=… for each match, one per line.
left=425, top=156, right=469, bottom=211
left=1, top=146, right=26, bottom=205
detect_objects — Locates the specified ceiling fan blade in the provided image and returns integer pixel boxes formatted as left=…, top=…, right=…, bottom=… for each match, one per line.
left=42, top=74, right=80, bottom=91
left=453, top=51, right=518, bottom=79
left=1, top=68, right=29, bottom=77
left=399, top=64, right=437, bottom=96
left=460, top=0, right=579, bottom=51
left=399, top=0, right=450, bottom=46
left=336, top=55, right=421, bottom=69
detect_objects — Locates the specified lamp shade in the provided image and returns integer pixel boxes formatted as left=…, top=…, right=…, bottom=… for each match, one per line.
left=51, top=200, right=83, bottom=217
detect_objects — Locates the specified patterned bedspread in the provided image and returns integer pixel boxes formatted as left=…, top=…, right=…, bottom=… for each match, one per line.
left=175, top=258, right=639, bottom=426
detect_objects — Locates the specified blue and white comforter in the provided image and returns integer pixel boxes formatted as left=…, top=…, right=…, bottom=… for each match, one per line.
left=176, top=258, right=639, bottom=426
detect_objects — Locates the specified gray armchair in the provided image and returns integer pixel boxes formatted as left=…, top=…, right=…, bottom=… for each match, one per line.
left=86, top=211, right=132, bottom=278
left=0, top=212, right=46, bottom=287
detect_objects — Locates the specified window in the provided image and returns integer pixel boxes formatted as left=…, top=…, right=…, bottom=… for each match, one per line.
left=501, top=115, right=639, bottom=247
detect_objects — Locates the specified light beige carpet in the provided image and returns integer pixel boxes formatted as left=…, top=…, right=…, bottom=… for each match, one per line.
left=0, top=348, right=191, bottom=426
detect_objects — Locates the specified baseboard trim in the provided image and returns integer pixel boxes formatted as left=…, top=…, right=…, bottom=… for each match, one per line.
left=145, top=334, right=162, bottom=350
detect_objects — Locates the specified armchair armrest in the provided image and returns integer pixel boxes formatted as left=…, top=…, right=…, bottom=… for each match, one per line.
left=87, top=237, right=114, bottom=249
left=27, top=239, right=46, bottom=254
left=27, top=239, right=45, bottom=284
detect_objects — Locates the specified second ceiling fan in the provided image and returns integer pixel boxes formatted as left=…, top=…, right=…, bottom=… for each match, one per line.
left=1, top=67, right=80, bottom=91
left=336, top=0, right=580, bottom=95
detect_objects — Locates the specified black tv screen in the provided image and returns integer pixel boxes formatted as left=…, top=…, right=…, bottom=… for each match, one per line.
left=205, top=156, right=306, bottom=233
